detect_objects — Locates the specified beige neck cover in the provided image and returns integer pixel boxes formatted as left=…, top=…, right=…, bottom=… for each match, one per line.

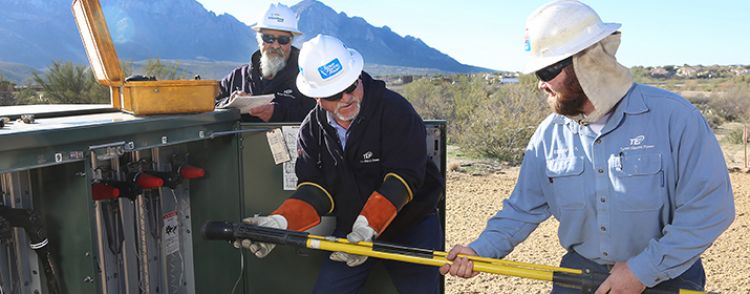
left=570, top=32, right=633, bottom=124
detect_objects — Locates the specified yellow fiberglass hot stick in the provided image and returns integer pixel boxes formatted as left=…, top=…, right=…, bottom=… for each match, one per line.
left=202, top=221, right=715, bottom=294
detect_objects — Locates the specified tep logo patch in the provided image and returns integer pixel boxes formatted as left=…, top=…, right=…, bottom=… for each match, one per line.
left=318, top=58, right=343, bottom=80
left=268, top=13, right=284, bottom=23
left=360, top=151, right=380, bottom=163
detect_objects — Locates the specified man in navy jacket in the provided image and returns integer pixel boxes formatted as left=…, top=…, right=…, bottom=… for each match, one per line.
left=237, top=35, right=443, bottom=293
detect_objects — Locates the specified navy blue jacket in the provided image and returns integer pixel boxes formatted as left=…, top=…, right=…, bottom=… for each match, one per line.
left=291, top=73, right=443, bottom=241
left=215, top=47, right=316, bottom=122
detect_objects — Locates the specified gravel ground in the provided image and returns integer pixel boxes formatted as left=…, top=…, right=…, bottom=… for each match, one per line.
left=443, top=166, right=750, bottom=293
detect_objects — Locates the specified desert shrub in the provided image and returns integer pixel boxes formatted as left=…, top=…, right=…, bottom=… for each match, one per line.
left=723, top=128, right=748, bottom=144
left=707, top=79, right=750, bottom=123
left=32, top=61, right=109, bottom=104
left=403, top=75, right=548, bottom=164
left=144, top=58, right=183, bottom=80
left=454, top=84, right=547, bottom=163
left=687, top=94, right=724, bottom=128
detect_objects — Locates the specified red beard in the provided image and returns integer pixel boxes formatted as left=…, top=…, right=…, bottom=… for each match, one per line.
left=547, top=67, right=588, bottom=116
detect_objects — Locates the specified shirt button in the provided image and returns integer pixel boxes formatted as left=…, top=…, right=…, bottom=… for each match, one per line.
left=595, top=139, right=602, bottom=144
left=600, top=226, right=606, bottom=231
left=598, top=169, right=604, bottom=173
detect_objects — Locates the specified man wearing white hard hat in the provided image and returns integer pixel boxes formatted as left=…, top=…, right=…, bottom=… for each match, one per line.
left=236, top=35, right=443, bottom=293
left=215, top=3, right=315, bottom=122
left=441, top=1, right=734, bottom=293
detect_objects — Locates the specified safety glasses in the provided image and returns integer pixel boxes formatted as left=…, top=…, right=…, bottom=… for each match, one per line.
left=535, top=57, right=573, bottom=82
left=261, top=34, right=292, bottom=45
left=321, top=80, right=359, bottom=101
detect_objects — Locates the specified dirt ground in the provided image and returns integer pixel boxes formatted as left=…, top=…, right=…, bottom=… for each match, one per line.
left=443, top=163, right=750, bottom=293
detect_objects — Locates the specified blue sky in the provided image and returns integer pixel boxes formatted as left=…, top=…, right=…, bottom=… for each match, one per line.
left=196, top=0, right=750, bottom=72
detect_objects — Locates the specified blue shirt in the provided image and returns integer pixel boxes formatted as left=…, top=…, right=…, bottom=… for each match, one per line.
left=469, top=84, right=735, bottom=287
left=327, top=111, right=350, bottom=150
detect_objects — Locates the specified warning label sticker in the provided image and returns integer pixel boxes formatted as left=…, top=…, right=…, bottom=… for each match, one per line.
left=163, top=211, right=180, bottom=255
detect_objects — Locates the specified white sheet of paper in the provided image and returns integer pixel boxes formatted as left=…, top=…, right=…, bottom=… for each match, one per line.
left=282, top=126, right=300, bottom=191
left=266, top=128, right=291, bottom=165
left=218, top=93, right=274, bottom=109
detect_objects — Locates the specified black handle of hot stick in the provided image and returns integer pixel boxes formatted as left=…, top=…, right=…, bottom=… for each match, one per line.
left=202, top=221, right=310, bottom=248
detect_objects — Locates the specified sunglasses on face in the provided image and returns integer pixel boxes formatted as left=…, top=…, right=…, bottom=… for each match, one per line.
left=535, top=57, right=573, bottom=82
left=261, top=34, right=292, bottom=45
left=321, top=80, right=359, bottom=101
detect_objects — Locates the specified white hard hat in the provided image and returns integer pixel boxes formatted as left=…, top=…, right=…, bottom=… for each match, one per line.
left=523, top=0, right=620, bottom=73
left=252, top=3, right=302, bottom=36
left=296, top=35, right=364, bottom=98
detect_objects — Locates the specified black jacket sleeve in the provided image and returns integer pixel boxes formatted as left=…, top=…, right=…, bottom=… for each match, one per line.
left=376, top=91, right=428, bottom=210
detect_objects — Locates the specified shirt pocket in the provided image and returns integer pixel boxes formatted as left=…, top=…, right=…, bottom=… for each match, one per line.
left=545, top=156, right=586, bottom=210
left=612, top=152, right=665, bottom=212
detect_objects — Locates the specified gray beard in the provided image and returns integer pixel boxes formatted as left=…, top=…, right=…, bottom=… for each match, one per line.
left=259, top=53, right=287, bottom=79
left=334, top=100, right=361, bottom=122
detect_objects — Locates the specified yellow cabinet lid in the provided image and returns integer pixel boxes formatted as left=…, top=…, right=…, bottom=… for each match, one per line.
left=72, top=0, right=124, bottom=86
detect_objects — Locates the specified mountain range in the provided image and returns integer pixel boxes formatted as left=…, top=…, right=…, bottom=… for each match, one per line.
left=0, top=0, right=491, bottom=83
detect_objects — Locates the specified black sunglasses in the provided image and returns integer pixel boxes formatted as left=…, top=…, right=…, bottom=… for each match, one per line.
left=535, top=57, right=573, bottom=82
left=261, top=34, right=292, bottom=45
left=321, top=80, right=359, bottom=101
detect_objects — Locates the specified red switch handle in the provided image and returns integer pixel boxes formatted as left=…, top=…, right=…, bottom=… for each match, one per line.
left=92, top=183, right=120, bottom=201
left=135, top=173, right=164, bottom=189
left=179, top=165, right=206, bottom=179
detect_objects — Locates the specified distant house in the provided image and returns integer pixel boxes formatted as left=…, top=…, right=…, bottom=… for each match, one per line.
left=676, top=66, right=698, bottom=78
left=649, top=67, right=671, bottom=79
left=730, top=66, right=750, bottom=76
left=499, top=77, right=520, bottom=84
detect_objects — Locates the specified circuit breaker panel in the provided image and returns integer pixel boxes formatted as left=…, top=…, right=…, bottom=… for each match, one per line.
left=0, top=108, right=445, bottom=293
left=0, top=109, right=241, bottom=294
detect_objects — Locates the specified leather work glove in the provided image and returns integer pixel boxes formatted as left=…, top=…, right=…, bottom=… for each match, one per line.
left=233, top=214, right=287, bottom=258
left=329, top=215, right=375, bottom=267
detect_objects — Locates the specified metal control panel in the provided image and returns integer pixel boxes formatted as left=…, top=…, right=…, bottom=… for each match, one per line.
left=0, top=107, right=445, bottom=293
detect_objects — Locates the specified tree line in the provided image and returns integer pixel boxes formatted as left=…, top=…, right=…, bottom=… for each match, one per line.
left=0, top=59, right=183, bottom=106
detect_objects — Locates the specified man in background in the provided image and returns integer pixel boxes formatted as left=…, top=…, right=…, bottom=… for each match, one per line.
left=215, top=3, right=315, bottom=122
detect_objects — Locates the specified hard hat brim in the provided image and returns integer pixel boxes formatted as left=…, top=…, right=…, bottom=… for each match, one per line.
left=523, top=22, right=621, bottom=74
left=296, top=48, right=364, bottom=98
left=252, top=24, right=303, bottom=36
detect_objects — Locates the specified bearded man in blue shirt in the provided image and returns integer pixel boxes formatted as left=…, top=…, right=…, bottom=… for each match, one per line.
left=440, top=1, right=735, bottom=293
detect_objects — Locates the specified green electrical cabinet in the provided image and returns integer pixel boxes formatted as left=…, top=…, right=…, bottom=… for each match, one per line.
left=0, top=107, right=445, bottom=293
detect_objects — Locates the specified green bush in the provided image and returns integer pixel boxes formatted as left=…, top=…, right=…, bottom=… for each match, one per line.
left=403, top=75, right=548, bottom=164
left=31, top=61, right=109, bottom=104
left=454, top=84, right=547, bottom=163
left=707, top=78, right=750, bottom=123
left=724, top=128, right=748, bottom=144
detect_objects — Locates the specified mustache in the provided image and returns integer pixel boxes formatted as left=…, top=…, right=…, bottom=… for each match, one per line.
left=263, top=47, right=285, bottom=56
left=334, top=100, right=361, bottom=121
